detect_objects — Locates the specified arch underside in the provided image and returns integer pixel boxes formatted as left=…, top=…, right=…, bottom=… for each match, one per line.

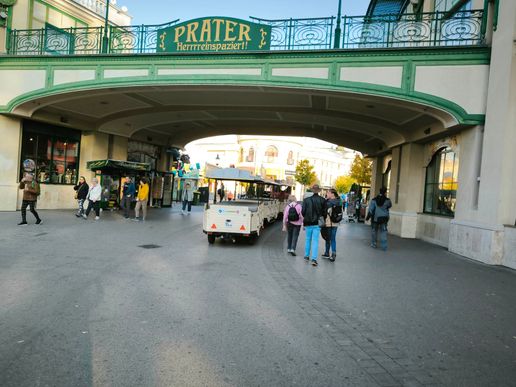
left=12, top=84, right=463, bottom=155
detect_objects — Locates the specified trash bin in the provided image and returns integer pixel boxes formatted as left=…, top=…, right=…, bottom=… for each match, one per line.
left=198, top=187, right=209, bottom=203
left=193, top=191, right=200, bottom=205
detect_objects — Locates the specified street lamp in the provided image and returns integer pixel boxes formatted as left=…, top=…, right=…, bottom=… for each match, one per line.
left=333, top=0, right=342, bottom=49
left=102, top=0, right=110, bottom=54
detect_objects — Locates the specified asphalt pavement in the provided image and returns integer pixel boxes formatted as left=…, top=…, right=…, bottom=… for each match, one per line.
left=0, top=206, right=515, bottom=387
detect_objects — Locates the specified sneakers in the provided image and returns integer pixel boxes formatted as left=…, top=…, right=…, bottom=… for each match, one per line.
left=322, top=253, right=330, bottom=259
left=290, top=251, right=297, bottom=256
left=181, top=210, right=186, bottom=215
left=303, top=256, right=310, bottom=261
left=311, top=260, right=318, bottom=267
left=95, top=216, right=100, bottom=221
left=132, top=217, right=140, bottom=222
left=82, top=214, right=87, bottom=219
left=35, top=219, right=43, bottom=225
left=18, top=221, right=28, bottom=226
left=329, top=252, right=336, bottom=262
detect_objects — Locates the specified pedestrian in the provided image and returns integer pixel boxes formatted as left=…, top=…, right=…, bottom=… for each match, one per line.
left=83, top=177, right=102, bottom=220
left=182, top=182, right=194, bottom=215
left=73, top=176, right=89, bottom=217
left=282, top=194, right=303, bottom=256
left=301, top=184, right=326, bottom=267
left=366, top=187, right=392, bottom=251
left=217, top=182, right=225, bottom=202
left=18, top=173, right=42, bottom=226
left=322, top=188, right=343, bottom=262
left=134, top=177, right=149, bottom=221
left=121, top=176, right=135, bottom=219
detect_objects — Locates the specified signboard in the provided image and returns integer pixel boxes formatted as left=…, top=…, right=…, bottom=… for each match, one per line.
left=157, top=17, right=271, bottom=53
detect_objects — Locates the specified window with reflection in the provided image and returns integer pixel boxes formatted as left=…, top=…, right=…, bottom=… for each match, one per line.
left=265, top=146, right=278, bottom=163
left=287, top=150, right=294, bottom=165
left=424, top=147, right=459, bottom=216
left=20, top=121, right=81, bottom=185
left=246, top=147, right=255, bottom=162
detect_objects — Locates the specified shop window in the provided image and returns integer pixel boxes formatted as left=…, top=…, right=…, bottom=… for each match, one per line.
left=424, top=147, right=459, bottom=216
left=20, top=122, right=81, bottom=185
left=246, top=147, right=255, bottom=162
left=287, top=150, right=294, bottom=165
left=265, top=146, right=278, bottom=163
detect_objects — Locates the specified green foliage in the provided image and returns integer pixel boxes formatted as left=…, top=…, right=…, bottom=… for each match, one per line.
left=334, top=175, right=356, bottom=194
left=294, top=159, right=317, bottom=187
left=349, top=154, right=372, bottom=185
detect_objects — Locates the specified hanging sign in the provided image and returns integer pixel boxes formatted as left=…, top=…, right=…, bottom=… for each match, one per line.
left=157, top=17, right=271, bottom=53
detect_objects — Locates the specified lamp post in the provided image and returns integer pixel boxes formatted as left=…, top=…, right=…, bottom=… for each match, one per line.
left=101, top=0, right=110, bottom=54
left=333, top=0, right=342, bottom=49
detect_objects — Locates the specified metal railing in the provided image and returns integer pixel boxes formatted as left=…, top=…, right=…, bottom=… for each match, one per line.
left=341, top=9, right=485, bottom=49
left=5, top=9, right=485, bottom=56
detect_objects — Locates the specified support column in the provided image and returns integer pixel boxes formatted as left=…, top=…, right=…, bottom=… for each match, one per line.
left=79, top=132, right=110, bottom=181
left=449, top=0, right=516, bottom=267
left=388, top=143, right=425, bottom=238
left=0, top=115, right=22, bottom=211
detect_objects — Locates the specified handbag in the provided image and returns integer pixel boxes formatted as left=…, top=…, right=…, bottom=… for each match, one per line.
left=320, top=227, right=330, bottom=241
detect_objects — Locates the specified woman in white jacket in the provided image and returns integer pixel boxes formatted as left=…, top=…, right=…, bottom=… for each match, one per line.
left=83, top=177, right=102, bottom=220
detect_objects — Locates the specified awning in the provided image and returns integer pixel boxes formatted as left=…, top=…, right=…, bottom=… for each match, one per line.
left=87, top=159, right=151, bottom=173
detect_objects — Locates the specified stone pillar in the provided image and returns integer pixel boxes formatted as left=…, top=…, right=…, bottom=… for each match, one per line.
left=388, top=143, right=425, bottom=238
left=369, top=156, right=382, bottom=200
left=0, top=115, right=22, bottom=211
left=111, top=135, right=128, bottom=161
left=449, top=0, right=516, bottom=267
left=78, top=132, right=110, bottom=181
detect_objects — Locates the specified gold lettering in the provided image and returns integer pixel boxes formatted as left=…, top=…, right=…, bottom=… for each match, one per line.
left=225, top=20, right=237, bottom=41
left=200, top=19, right=212, bottom=42
left=239, top=24, right=251, bottom=41
left=174, top=26, right=186, bottom=43
left=186, top=22, right=200, bottom=42
left=212, top=19, right=225, bottom=42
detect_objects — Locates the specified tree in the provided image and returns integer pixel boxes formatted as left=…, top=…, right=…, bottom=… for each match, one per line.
left=349, top=154, right=372, bottom=186
left=294, top=159, right=317, bottom=187
left=334, top=175, right=356, bottom=194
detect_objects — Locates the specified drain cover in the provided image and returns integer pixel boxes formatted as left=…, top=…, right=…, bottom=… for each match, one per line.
left=138, top=244, right=162, bottom=249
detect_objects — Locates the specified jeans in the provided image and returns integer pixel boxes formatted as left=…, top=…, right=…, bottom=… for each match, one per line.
left=77, top=199, right=85, bottom=216
left=85, top=201, right=100, bottom=217
left=21, top=200, right=40, bottom=222
left=135, top=199, right=148, bottom=219
left=304, top=225, right=320, bottom=260
left=371, top=222, right=388, bottom=250
left=182, top=199, right=192, bottom=212
left=287, top=223, right=301, bottom=250
left=121, top=196, right=133, bottom=218
left=324, top=226, right=338, bottom=254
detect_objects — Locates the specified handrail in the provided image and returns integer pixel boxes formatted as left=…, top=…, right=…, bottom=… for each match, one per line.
left=5, top=10, right=485, bottom=56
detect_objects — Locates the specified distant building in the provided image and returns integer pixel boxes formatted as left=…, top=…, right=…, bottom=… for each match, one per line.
left=186, top=135, right=355, bottom=195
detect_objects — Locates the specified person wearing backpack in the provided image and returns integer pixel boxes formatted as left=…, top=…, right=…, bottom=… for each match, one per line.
left=301, top=184, right=327, bottom=267
left=366, top=187, right=392, bottom=251
left=322, top=189, right=343, bottom=262
left=282, top=195, right=303, bottom=256
left=18, top=173, right=42, bottom=226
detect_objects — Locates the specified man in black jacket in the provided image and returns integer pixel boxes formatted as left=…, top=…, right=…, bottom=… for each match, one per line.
left=302, top=184, right=327, bottom=266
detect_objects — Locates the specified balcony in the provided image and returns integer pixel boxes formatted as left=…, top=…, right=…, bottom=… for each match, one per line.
left=5, top=9, right=486, bottom=56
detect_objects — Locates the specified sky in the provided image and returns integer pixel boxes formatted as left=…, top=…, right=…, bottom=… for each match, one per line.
left=116, top=0, right=370, bottom=25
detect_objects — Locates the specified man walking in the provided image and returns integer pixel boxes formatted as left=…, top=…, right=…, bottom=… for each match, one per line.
left=121, top=177, right=135, bottom=219
left=134, top=178, right=149, bottom=221
left=83, top=178, right=102, bottom=220
left=182, top=182, right=194, bottom=215
left=301, top=184, right=326, bottom=267
left=18, top=173, right=42, bottom=226
left=367, top=187, right=392, bottom=251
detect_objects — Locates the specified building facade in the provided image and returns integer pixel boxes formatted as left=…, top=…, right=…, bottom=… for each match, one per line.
left=186, top=135, right=355, bottom=194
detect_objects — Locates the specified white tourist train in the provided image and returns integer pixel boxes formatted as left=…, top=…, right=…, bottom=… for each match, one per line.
left=203, top=166, right=290, bottom=245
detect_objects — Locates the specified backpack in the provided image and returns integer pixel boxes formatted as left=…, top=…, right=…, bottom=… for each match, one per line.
left=287, top=204, right=300, bottom=222
left=330, top=204, right=343, bottom=223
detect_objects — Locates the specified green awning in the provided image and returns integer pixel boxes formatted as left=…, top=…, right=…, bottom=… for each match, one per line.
left=87, top=159, right=151, bottom=173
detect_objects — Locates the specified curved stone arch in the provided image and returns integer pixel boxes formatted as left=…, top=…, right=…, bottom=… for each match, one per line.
left=7, top=77, right=473, bottom=127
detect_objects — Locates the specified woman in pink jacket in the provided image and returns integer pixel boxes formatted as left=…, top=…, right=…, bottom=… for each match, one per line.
left=282, top=195, right=304, bottom=256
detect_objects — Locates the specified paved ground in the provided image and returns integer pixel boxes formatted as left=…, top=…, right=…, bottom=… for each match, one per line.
left=0, top=206, right=515, bottom=387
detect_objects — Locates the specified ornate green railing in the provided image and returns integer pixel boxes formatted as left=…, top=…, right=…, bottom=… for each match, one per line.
left=5, top=9, right=485, bottom=56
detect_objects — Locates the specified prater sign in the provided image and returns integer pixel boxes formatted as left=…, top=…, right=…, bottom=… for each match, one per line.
left=157, top=17, right=271, bottom=53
